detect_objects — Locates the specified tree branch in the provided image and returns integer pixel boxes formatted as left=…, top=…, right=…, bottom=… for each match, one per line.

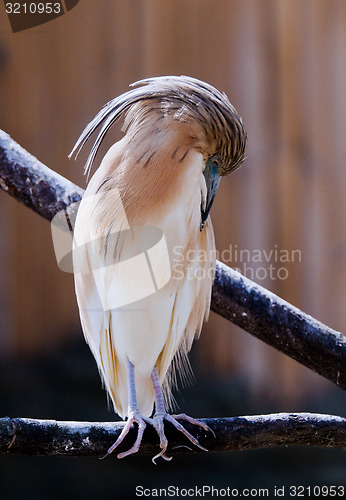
left=1, top=413, right=345, bottom=457
left=212, top=264, right=346, bottom=389
left=0, top=130, right=83, bottom=220
left=1, top=129, right=346, bottom=390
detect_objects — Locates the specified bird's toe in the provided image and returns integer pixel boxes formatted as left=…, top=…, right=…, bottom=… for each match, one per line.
left=166, top=414, right=209, bottom=452
left=149, top=411, right=210, bottom=462
left=172, top=413, right=216, bottom=437
left=101, top=410, right=147, bottom=459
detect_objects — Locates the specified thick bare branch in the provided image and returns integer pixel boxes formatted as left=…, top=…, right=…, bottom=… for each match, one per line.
left=1, top=413, right=345, bottom=457
left=0, top=130, right=83, bottom=221
left=212, top=264, right=346, bottom=389
left=1, top=129, right=346, bottom=390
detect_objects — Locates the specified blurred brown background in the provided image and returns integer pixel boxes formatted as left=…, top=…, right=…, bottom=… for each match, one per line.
left=0, top=1, right=345, bottom=497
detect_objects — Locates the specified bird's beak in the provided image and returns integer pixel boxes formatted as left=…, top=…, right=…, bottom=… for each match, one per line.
left=200, top=158, right=221, bottom=231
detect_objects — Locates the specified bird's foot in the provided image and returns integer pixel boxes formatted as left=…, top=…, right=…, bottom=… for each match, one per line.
left=101, top=409, right=149, bottom=459
left=150, top=412, right=213, bottom=464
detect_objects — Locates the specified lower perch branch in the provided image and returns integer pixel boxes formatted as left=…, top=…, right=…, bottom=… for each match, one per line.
left=1, top=413, right=345, bottom=457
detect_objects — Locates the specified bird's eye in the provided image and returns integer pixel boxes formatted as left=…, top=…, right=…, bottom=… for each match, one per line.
left=211, top=155, right=221, bottom=168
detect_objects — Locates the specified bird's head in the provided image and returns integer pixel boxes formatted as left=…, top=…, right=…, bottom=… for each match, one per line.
left=70, top=76, right=247, bottom=231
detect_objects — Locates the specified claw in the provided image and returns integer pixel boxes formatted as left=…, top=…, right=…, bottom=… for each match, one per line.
left=101, top=363, right=213, bottom=462
left=100, top=410, right=147, bottom=460
left=152, top=448, right=172, bottom=464
left=151, top=411, right=210, bottom=459
left=102, top=410, right=210, bottom=462
left=172, top=413, right=216, bottom=438
left=166, top=414, right=208, bottom=452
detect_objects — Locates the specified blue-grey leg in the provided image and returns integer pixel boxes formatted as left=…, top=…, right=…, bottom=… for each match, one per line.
left=150, top=365, right=212, bottom=463
left=102, top=361, right=213, bottom=461
left=102, top=359, right=149, bottom=459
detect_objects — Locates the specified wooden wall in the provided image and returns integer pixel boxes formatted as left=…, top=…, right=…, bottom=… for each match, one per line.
left=1, top=0, right=346, bottom=405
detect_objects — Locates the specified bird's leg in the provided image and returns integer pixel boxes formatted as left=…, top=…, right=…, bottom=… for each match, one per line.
left=150, top=366, right=212, bottom=463
left=102, top=359, right=148, bottom=459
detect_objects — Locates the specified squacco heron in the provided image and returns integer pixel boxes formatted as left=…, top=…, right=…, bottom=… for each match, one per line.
left=70, top=76, right=247, bottom=462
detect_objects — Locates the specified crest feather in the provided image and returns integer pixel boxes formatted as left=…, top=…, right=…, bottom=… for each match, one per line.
left=69, top=75, right=247, bottom=177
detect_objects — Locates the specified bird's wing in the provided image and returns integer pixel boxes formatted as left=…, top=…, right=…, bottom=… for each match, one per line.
left=72, top=180, right=132, bottom=416
left=157, top=218, right=216, bottom=409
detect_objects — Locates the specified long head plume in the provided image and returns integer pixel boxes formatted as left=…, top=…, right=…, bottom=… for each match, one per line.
left=69, top=75, right=247, bottom=178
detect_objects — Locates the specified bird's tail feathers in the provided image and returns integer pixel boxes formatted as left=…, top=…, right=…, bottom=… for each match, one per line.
left=161, top=334, right=195, bottom=412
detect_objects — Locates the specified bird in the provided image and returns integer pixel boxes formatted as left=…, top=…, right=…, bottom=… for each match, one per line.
left=70, top=76, right=247, bottom=462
